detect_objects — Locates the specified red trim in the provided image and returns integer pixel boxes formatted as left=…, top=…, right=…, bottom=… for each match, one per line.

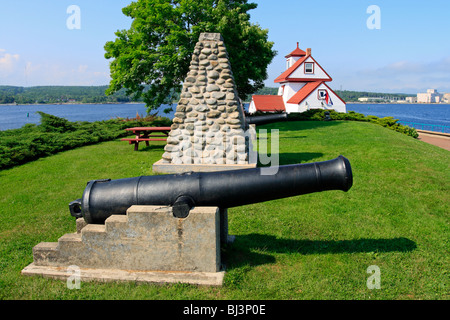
left=308, top=56, right=333, bottom=83
left=274, top=55, right=332, bottom=83
left=304, top=62, right=314, bottom=74
left=286, top=81, right=323, bottom=104
left=277, top=78, right=332, bottom=83
left=274, top=56, right=308, bottom=83
left=317, top=89, right=327, bottom=100
left=322, top=82, right=346, bottom=105
left=286, top=82, right=346, bottom=106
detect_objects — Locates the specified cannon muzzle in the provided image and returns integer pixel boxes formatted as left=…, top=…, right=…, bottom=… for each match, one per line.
left=245, top=113, right=288, bottom=126
left=70, top=155, right=353, bottom=224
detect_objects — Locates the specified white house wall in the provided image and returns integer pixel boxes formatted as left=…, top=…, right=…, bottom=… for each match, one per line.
left=282, top=82, right=305, bottom=103
left=285, top=103, right=302, bottom=113
left=286, top=56, right=302, bottom=69
left=248, top=100, right=256, bottom=113
left=289, top=57, right=329, bottom=80
left=277, top=86, right=283, bottom=95
left=297, top=84, right=346, bottom=113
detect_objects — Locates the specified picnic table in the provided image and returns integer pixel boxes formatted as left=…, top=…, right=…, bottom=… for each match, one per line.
left=121, top=126, right=171, bottom=151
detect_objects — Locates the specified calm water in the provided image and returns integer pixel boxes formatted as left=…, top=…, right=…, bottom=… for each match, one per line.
left=347, top=103, right=450, bottom=133
left=0, top=103, right=165, bottom=131
left=1, top=102, right=449, bottom=133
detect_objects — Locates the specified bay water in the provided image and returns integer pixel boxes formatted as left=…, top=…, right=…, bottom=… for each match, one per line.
left=1, top=102, right=449, bottom=133
left=347, top=103, right=450, bottom=133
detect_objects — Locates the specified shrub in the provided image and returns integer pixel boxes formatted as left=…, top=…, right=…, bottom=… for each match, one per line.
left=37, top=111, right=76, bottom=133
left=0, top=112, right=171, bottom=170
left=286, top=109, right=418, bottom=138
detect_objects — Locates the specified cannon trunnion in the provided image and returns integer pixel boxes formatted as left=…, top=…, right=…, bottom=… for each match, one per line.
left=70, top=155, right=353, bottom=224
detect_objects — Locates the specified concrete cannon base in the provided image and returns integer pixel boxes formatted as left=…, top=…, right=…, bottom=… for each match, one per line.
left=22, top=205, right=228, bottom=286
left=22, top=263, right=225, bottom=286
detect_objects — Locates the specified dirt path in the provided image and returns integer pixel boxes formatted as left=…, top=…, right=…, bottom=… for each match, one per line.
left=417, top=130, right=450, bottom=151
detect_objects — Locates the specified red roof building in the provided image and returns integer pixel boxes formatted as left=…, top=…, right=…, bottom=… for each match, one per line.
left=249, top=43, right=346, bottom=114
left=249, top=95, right=285, bottom=113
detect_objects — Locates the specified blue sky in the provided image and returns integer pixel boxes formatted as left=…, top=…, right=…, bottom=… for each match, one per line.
left=1, top=0, right=449, bottom=94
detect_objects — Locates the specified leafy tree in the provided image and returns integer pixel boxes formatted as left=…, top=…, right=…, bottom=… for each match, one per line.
left=104, top=0, right=276, bottom=112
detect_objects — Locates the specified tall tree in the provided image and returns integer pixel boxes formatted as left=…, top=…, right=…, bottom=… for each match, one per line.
left=104, top=0, right=276, bottom=112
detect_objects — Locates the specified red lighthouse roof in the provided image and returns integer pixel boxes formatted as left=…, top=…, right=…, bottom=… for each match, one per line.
left=287, top=81, right=323, bottom=104
left=285, top=42, right=306, bottom=58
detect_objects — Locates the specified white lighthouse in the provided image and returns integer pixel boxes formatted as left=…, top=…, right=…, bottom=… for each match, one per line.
left=249, top=43, right=346, bottom=114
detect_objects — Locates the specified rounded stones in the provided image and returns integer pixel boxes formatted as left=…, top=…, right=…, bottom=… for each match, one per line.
left=162, top=34, right=248, bottom=165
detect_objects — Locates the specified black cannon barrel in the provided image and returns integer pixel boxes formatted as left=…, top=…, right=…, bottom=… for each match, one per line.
left=245, top=113, right=288, bottom=126
left=69, top=155, right=352, bottom=224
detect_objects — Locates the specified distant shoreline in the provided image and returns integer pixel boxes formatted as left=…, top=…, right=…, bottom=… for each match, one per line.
left=3, top=101, right=450, bottom=107
left=0, top=101, right=146, bottom=106
left=349, top=102, right=450, bottom=105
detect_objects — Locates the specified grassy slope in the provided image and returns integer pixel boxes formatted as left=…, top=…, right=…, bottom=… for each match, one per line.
left=0, top=121, right=448, bottom=300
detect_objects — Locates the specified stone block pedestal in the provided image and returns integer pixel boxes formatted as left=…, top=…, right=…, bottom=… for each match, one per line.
left=22, top=206, right=227, bottom=286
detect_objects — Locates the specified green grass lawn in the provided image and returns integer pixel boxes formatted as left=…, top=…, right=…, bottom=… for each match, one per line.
left=0, top=120, right=448, bottom=300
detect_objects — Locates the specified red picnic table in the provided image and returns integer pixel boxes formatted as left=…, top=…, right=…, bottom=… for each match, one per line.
left=121, top=126, right=171, bottom=151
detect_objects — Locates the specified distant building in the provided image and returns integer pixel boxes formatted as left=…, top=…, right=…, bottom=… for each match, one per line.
left=443, top=93, right=450, bottom=103
left=417, top=89, right=443, bottom=103
left=249, top=43, right=346, bottom=114
left=405, top=96, right=417, bottom=103
left=358, top=97, right=386, bottom=102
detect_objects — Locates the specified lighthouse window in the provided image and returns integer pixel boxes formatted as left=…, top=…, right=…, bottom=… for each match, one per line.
left=318, top=89, right=327, bottom=100
left=305, top=62, right=314, bottom=74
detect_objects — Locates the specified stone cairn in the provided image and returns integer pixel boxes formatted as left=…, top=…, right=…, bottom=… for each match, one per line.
left=161, top=33, right=250, bottom=165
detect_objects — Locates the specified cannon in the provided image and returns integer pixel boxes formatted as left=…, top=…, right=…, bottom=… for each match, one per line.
left=245, top=112, right=288, bottom=126
left=69, top=155, right=353, bottom=224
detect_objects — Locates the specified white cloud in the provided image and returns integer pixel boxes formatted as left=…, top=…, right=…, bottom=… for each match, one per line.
left=23, top=63, right=110, bottom=86
left=24, top=61, right=41, bottom=76
left=1, top=56, right=110, bottom=86
left=359, top=57, right=450, bottom=78
left=0, top=50, right=20, bottom=74
left=336, top=56, right=450, bottom=93
left=0, top=47, right=112, bottom=86
left=77, top=64, right=89, bottom=73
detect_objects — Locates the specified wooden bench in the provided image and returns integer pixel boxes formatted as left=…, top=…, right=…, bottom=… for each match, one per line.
left=121, top=127, right=171, bottom=151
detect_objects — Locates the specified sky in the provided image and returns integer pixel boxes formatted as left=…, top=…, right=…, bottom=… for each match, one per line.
left=0, top=0, right=449, bottom=94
